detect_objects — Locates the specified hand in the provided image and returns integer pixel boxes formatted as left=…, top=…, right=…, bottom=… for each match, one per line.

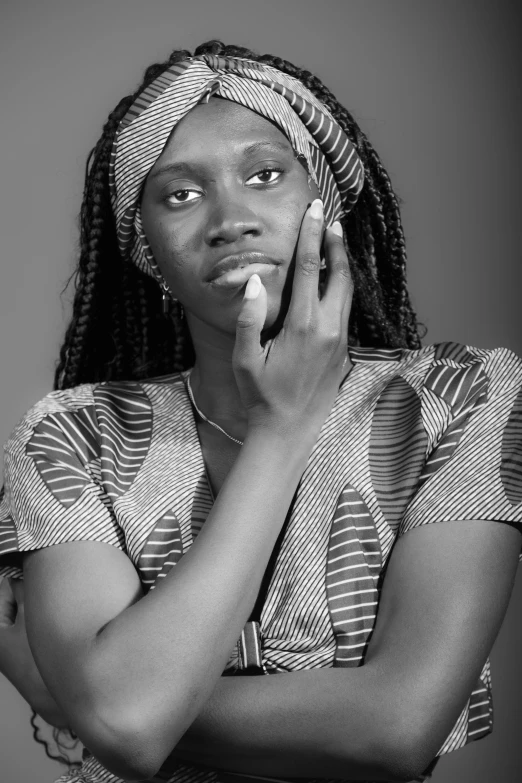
left=0, top=576, right=70, bottom=729
left=233, top=199, right=352, bottom=443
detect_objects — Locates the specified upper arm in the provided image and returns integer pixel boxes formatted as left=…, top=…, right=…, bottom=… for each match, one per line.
left=23, top=541, right=143, bottom=728
left=0, top=388, right=145, bottom=732
left=365, top=518, right=521, bottom=772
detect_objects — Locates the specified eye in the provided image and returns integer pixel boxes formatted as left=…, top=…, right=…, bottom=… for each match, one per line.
left=246, top=167, right=284, bottom=186
left=166, top=189, right=202, bottom=206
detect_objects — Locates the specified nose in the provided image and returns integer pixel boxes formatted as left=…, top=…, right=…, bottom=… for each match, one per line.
left=204, top=195, right=263, bottom=247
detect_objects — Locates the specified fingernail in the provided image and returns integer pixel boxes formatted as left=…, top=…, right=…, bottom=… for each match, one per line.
left=309, top=199, right=323, bottom=219
left=330, top=221, right=343, bottom=237
left=244, top=273, right=261, bottom=299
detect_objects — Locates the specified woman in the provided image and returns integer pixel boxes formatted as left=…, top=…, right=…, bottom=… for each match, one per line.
left=0, top=39, right=521, bottom=783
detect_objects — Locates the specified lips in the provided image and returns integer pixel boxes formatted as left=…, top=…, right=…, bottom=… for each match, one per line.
left=206, top=252, right=281, bottom=282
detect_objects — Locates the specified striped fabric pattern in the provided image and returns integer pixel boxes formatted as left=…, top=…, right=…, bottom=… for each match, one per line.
left=137, top=509, right=183, bottom=591
left=237, top=620, right=263, bottom=671
left=369, top=376, right=428, bottom=532
left=191, top=473, right=214, bottom=540
left=501, top=386, right=522, bottom=504
left=25, top=407, right=100, bottom=509
left=326, top=485, right=382, bottom=667
left=416, top=361, right=489, bottom=488
left=108, top=54, right=364, bottom=279
left=1, top=343, right=522, bottom=783
left=0, top=503, right=17, bottom=579
left=94, top=384, right=153, bottom=501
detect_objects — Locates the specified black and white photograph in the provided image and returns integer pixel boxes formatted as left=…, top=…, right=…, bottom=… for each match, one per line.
left=0, top=2, right=521, bottom=782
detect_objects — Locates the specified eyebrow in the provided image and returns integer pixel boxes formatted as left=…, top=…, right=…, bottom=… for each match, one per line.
left=150, top=140, right=293, bottom=180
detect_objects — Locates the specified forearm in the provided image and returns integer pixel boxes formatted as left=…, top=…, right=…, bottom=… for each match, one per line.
left=0, top=637, right=68, bottom=728
left=176, top=667, right=409, bottom=780
left=67, top=429, right=312, bottom=771
left=2, top=663, right=69, bottom=729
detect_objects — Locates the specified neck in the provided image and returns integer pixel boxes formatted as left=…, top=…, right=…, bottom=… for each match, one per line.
left=185, top=312, right=249, bottom=438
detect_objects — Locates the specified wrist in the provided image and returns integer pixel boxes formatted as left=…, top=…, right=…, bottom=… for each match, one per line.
left=245, top=420, right=319, bottom=456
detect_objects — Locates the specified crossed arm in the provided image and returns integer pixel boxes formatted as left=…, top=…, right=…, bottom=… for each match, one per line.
left=1, top=519, right=520, bottom=781
left=172, top=519, right=521, bottom=778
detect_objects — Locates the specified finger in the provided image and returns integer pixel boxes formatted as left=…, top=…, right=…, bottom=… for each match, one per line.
left=0, top=577, right=16, bottom=627
left=286, top=199, right=324, bottom=327
left=321, top=222, right=353, bottom=336
left=232, top=274, right=268, bottom=376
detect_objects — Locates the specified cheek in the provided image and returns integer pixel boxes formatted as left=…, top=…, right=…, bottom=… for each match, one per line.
left=141, top=193, right=192, bottom=276
left=144, top=220, right=180, bottom=266
left=273, top=193, right=312, bottom=246
left=271, top=175, right=321, bottom=247
left=142, top=217, right=196, bottom=293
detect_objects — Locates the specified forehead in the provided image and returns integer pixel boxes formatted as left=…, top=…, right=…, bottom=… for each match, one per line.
left=154, top=97, right=295, bottom=165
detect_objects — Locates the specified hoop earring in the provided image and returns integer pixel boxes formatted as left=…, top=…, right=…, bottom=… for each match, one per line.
left=160, top=279, right=185, bottom=320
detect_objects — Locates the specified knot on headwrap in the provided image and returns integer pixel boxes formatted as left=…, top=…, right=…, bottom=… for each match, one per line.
left=109, top=54, right=365, bottom=280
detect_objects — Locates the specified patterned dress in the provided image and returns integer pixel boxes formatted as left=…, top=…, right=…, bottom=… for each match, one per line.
left=1, top=342, right=521, bottom=783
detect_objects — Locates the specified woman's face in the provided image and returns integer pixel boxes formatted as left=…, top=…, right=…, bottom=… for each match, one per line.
left=141, top=97, right=321, bottom=336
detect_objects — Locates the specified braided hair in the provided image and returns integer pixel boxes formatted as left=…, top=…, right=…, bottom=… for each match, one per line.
left=54, top=39, right=424, bottom=393
left=18, top=40, right=425, bottom=768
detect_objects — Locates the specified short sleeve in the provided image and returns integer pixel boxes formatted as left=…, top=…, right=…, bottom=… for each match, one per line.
left=399, top=346, right=522, bottom=555
left=0, top=386, right=125, bottom=580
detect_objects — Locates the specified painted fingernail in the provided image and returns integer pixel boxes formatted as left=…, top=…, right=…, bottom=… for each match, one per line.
left=309, top=199, right=323, bottom=219
left=244, top=273, right=261, bottom=299
left=330, top=221, right=343, bottom=237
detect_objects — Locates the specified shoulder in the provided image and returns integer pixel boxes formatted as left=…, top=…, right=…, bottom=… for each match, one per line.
left=3, top=383, right=100, bottom=457
left=4, top=373, right=188, bottom=459
left=349, top=341, right=522, bottom=388
left=410, top=342, right=522, bottom=402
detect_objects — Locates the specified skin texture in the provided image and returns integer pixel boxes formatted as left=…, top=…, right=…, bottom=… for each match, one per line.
left=0, top=98, right=521, bottom=781
left=141, top=97, right=323, bottom=440
left=172, top=521, right=521, bottom=779
left=13, top=100, right=357, bottom=780
left=0, top=578, right=67, bottom=728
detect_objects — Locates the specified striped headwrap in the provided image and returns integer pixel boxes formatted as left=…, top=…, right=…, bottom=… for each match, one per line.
left=109, top=54, right=365, bottom=280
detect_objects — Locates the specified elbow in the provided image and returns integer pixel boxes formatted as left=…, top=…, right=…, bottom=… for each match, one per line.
left=74, top=707, right=180, bottom=781
left=76, top=721, right=160, bottom=781
left=377, top=716, right=440, bottom=782
left=328, top=720, right=434, bottom=782
left=97, top=746, right=161, bottom=782
left=92, top=751, right=159, bottom=783
left=383, top=745, right=436, bottom=783
left=382, top=753, right=429, bottom=783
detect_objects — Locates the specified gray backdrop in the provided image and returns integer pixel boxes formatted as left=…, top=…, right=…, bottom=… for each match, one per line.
left=0, top=1, right=520, bottom=781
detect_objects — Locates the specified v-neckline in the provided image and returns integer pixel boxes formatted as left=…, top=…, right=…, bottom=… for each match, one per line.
left=174, top=350, right=361, bottom=507
left=179, top=369, right=216, bottom=503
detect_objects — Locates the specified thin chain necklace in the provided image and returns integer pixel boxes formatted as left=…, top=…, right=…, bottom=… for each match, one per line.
left=185, top=370, right=244, bottom=446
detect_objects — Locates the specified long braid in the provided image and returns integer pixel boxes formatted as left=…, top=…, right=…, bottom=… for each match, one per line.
left=55, top=40, right=426, bottom=392
left=196, top=41, right=423, bottom=348
left=55, top=97, right=133, bottom=388
left=24, top=39, right=427, bottom=770
left=54, top=40, right=424, bottom=394
left=54, top=63, right=199, bottom=390
left=137, top=278, right=150, bottom=369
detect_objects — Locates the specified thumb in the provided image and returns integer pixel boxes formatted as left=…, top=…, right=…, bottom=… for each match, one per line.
left=233, top=274, right=268, bottom=373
